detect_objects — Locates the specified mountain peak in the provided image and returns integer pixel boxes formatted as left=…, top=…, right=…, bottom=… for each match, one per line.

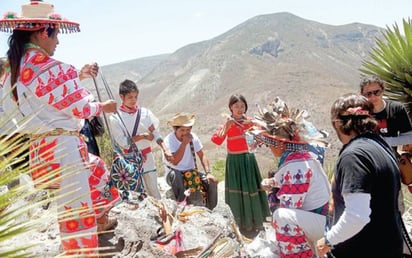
left=101, top=13, right=383, bottom=167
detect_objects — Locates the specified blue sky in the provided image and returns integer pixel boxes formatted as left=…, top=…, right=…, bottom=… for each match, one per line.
left=0, top=0, right=411, bottom=68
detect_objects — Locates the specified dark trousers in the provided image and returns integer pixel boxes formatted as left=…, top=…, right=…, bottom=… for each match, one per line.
left=80, top=120, right=100, bottom=157
left=166, top=170, right=218, bottom=210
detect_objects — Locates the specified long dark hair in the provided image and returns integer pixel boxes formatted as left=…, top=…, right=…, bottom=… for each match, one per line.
left=228, top=94, right=248, bottom=113
left=330, top=93, right=378, bottom=135
left=7, top=27, right=56, bottom=95
left=0, top=57, right=6, bottom=78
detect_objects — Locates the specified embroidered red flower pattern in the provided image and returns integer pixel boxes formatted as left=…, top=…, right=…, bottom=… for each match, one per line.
left=32, top=53, right=49, bottom=64
left=61, top=238, right=80, bottom=251
left=65, top=219, right=80, bottom=231
left=20, top=68, right=34, bottom=84
left=82, top=214, right=96, bottom=228
left=81, top=235, right=98, bottom=251
left=30, top=138, right=61, bottom=188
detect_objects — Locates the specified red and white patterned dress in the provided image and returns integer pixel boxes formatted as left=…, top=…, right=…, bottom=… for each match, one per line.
left=273, top=152, right=330, bottom=258
left=1, top=44, right=120, bottom=256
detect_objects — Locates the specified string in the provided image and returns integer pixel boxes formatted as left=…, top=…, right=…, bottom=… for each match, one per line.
left=91, top=72, right=136, bottom=151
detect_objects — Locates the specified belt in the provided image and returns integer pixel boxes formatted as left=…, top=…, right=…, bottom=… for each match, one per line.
left=30, top=129, right=81, bottom=141
left=309, top=202, right=329, bottom=216
left=141, top=147, right=152, bottom=155
left=166, top=165, right=197, bottom=174
left=124, top=146, right=151, bottom=155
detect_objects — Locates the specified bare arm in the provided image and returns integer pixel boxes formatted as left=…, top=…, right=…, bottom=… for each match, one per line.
left=169, top=134, right=192, bottom=165
left=197, top=149, right=218, bottom=183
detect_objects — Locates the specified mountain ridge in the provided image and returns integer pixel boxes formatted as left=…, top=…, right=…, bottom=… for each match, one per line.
left=96, top=12, right=384, bottom=171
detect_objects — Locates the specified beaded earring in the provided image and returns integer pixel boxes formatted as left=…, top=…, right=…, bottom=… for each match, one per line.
left=40, top=29, right=48, bottom=39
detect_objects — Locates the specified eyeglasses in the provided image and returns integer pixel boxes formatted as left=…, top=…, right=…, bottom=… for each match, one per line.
left=362, top=89, right=383, bottom=98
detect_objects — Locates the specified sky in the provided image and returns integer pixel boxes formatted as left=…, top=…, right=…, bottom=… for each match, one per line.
left=0, top=0, right=411, bottom=68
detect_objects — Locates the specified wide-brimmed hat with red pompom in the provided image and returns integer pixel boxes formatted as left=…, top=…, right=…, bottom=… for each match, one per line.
left=0, top=0, right=79, bottom=34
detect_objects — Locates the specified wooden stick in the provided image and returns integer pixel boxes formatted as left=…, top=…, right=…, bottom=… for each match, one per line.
left=196, top=231, right=223, bottom=258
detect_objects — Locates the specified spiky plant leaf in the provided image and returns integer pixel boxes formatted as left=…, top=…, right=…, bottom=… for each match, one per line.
left=360, top=18, right=412, bottom=114
left=0, top=116, right=101, bottom=256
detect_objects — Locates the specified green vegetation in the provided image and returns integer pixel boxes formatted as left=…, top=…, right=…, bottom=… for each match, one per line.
left=323, top=161, right=335, bottom=181
left=361, top=18, right=412, bottom=113
left=96, top=132, right=114, bottom=167
left=211, top=159, right=226, bottom=182
left=4, top=18, right=412, bottom=256
left=0, top=133, right=66, bottom=257
left=361, top=18, right=412, bottom=212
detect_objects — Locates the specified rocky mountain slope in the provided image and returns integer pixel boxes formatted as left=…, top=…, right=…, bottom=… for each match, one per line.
left=96, top=12, right=383, bottom=172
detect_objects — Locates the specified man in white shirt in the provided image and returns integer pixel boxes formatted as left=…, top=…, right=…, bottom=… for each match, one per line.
left=163, top=113, right=218, bottom=210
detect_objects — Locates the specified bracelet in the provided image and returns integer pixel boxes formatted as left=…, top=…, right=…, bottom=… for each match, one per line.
left=205, top=170, right=211, bottom=175
left=324, top=234, right=333, bottom=249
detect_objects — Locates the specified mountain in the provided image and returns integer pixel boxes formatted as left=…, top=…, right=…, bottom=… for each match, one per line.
left=98, top=12, right=383, bottom=172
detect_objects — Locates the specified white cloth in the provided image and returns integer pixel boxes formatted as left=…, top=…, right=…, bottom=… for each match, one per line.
left=163, top=132, right=202, bottom=177
left=109, top=107, right=160, bottom=150
left=0, top=83, right=21, bottom=135
left=326, top=192, right=371, bottom=245
left=384, top=131, right=412, bottom=146
left=141, top=152, right=160, bottom=199
left=1, top=62, right=94, bottom=134
left=274, top=207, right=326, bottom=253
left=274, top=157, right=331, bottom=211
left=272, top=154, right=331, bottom=257
left=0, top=48, right=113, bottom=254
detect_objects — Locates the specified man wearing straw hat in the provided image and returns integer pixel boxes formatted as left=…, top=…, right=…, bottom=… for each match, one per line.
left=163, top=112, right=218, bottom=209
left=0, top=1, right=121, bottom=256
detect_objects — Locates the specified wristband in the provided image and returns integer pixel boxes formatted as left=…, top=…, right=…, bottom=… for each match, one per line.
left=324, top=234, right=333, bottom=249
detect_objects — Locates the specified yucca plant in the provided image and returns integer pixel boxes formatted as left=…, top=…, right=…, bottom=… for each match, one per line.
left=360, top=18, right=412, bottom=218
left=360, top=18, right=412, bottom=113
left=0, top=133, right=56, bottom=257
left=0, top=109, right=111, bottom=257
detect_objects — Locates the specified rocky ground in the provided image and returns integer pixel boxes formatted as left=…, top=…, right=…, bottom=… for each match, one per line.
left=1, top=176, right=279, bottom=258
left=3, top=175, right=412, bottom=257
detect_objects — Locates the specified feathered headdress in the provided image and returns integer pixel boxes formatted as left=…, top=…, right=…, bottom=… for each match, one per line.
left=255, top=97, right=329, bottom=147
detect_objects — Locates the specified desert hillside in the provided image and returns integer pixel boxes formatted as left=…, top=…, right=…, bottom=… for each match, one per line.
left=89, top=12, right=384, bottom=172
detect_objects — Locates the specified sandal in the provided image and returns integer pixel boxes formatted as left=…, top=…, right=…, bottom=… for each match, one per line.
left=151, top=229, right=185, bottom=255
left=150, top=226, right=166, bottom=241
left=121, top=240, right=134, bottom=256
left=129, top=240, right=144, bottom=255
left=120, top=239, right=143, bottom=256
left=97, top=213, right=118, bottom=232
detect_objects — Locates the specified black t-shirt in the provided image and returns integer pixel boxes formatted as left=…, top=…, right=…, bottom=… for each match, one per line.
left=331, top=132, right=403, bottom=257
left=373, top=99, right=412, bottom=137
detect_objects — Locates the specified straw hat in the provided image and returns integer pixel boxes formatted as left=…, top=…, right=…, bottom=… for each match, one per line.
left=167, top=113, right=196, bottom=127
left=0, top=1, right=80, bottom=34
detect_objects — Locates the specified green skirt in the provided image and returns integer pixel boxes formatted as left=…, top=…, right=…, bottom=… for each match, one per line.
left=225, top=152, right=270, bottom=231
